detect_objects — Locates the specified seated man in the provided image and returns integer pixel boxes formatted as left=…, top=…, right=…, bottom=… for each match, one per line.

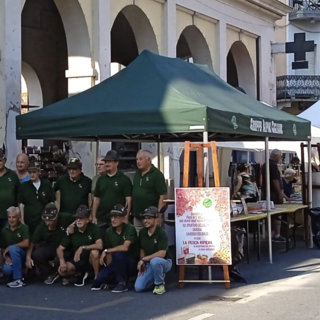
left=25, top=203, right=74, bottom=284
left=135, top=207, right=172, bottom=295
left=1, top=206, right=30, bottom=288
left=56, top=205, right=102, bottom=286
left=91, top=204, right=139, bottom=293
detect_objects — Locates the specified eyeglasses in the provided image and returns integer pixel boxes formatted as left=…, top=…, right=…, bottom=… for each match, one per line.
left=95, top=163, right=104, bottom=166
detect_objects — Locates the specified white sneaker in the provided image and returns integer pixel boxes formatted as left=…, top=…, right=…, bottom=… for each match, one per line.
left=7, top=279, right=26, bottom=288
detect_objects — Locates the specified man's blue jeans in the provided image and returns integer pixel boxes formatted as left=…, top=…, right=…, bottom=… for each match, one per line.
left=96, top=252, right=138, bottom=285
left=2, top=245, right=26, bottom=280
left=135, top=258, right=172, bottom=292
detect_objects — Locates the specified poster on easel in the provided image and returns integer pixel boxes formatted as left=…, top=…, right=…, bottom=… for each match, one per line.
left=175, top=187, right=231, bottom=266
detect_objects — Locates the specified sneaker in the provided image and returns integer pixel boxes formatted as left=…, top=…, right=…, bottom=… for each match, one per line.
left=272, top=235, right=286, bottom=243
left=153, top=284, right=166, bottom=295
left=44, top=272, right=60, bottom=285
left=111, top=283, right=128, bottom=293
left=7, top=279, right=25, bottom=288
left=74, top=272, right=88, bottom=287
left=91, top=280, right=102, bottom=291
left=62, top=277, right=70, bottom=286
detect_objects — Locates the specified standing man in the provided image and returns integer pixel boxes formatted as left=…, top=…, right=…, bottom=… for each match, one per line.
left=1, top=207, right=30, bottom=288
left=25, top=203, right=74, bottom=284
left=91, top=156, right=107, bottom=194
left=262, top=149, right=285, bottom=242
left=16, top=153, right=30, bottom=183
left=92, top=204, right=139, bottom=292
left=132, top=150, right=167, bottom=233
left=0, top=149, right=20, bottom=232
left=135, top=207, right=172, bottom=295
left=18, top=162, right=56, bottom=234
left=54, top=158, right=92, bottom=214
left=92, top=151, right=132, bottom=237
left=57, top=205, right=102, bottom=286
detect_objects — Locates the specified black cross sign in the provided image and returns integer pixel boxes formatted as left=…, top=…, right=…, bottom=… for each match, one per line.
left=285, top=33, right=315, bottom=70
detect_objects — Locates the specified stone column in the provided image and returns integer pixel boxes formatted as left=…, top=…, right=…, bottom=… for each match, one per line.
left=216, top=19, right=227, bottom=81
left=162, top=0, right=176, bottom=58
left=0, top=0, right=22, bottom=168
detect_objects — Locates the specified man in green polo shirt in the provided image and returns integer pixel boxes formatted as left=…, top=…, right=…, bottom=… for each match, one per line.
left=18, top=162, right=56, bottom=234
left=0, top=149, right=20, bottom=232
left=25, top=203, right=74, bottom=284
left=54, top=158, right=92, bottom=214
left=92, top=150, right=132, bottom=237
left=91, top=204, right=139, bottom=292
left=132, top=150, right=167, bottom=233
left=1, top=206, right=30, bottom=288
left=57, top=205, right=103, bottom=287
left=135, top=206, right=172, bottom=295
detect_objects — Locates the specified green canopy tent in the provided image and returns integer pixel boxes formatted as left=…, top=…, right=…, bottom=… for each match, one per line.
left=16, top=50, right=310, bottom=142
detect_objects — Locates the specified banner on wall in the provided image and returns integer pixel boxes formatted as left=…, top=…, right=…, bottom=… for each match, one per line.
left=175, top=187, right=232, bottom=266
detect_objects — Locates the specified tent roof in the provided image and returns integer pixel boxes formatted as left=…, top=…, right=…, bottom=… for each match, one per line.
left=298, top=100, right=320, bottom=128
left=16, top=50, right=311, bottom=142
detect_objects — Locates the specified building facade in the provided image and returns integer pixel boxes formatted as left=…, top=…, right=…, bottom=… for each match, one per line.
left=275, top=0, right=320, bottom=114
left=0, top=0, right=289, bottom=176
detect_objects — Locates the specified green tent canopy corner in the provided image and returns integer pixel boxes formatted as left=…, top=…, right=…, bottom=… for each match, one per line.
left=16, top=50, right=311, bottom=142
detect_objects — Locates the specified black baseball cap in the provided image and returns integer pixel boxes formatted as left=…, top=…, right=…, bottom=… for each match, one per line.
left=42, top=203, right=58, bottom=221
left=110, top=204, right=127, bottom=217
left=143, top=206, right=159, bottom=217
left=28, top=161, right=41, bottom=172
left=67, top=158, right=82, bottom=169
left=103, top=150, right=119, bottom=161
left=73, top=205, right=90, bottom=218
left=0, top=149, right=5, bottom=160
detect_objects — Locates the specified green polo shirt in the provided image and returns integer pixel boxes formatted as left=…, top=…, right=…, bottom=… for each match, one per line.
left=105, top=223, right=139, bottom=259
left=54, top=173, right=92, bottom=214
left=132, top=166, right=167, bottom=217
left=94, top=171, right=132, bottom=223
left=0, top=168, right=20, bottom=219
left=18, top=179, right=56, bottom=234
left=0, top=223, right=30, bottom=249
left=32, top=212, right=74, bottom=248
left=139, top=226, right=171, bottom=259
left=60, top=222, right=101, bottom=262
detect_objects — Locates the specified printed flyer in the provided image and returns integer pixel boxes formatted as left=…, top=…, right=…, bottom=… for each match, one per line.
left=175, top=187, right=231, bottom=266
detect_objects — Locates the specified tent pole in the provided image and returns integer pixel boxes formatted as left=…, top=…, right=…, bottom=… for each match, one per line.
left=203, top=132, right=212, bottom=282
left=307, top=140, right=313, bottom=248
left=95, top=139, right=100, bottom=175
left=157, top=135, right=161, bottom=170
left=265, top=137, right=273, bottom=263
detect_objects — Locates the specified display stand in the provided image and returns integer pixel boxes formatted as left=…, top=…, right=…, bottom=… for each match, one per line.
left=178, top=141, right=230, bottom=289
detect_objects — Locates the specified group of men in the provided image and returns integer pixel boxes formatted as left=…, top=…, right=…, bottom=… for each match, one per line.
left=0, top=148, right=171, bottom=294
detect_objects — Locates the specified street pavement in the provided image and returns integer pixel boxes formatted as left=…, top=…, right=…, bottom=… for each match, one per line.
left=1, top=240, right=320, bottom=320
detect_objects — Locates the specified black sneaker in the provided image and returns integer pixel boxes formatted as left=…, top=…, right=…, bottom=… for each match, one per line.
left=272, top=235, right=286, bottom=243
left=74, top=272, right=88, bottom=287
left=7, top=279, right=26, bottom=288
left=91, top=280, right=102, bottom=291
left=111, top=283, right=128, bottom=293
left=44, top=272, right=60, bottom=285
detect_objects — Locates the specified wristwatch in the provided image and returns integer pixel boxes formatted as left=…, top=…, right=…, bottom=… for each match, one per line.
left=82, top=246, right=86, bottom=250
left=104, top=249, right=108, bottom=253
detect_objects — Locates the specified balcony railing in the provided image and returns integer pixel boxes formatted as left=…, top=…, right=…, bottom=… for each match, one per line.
left=289, top=0, right=320, bottom=21
left=276, top=75, right=320, bottom=100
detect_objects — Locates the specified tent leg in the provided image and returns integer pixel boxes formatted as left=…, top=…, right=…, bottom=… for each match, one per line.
left=265, top=137, right=273, bottom=264
left=203, top=132, right=212, bottom=283
left=95, top=139, right=100, bottom=175
left=157, top=141, right=161, bottom=169
left=308, top=141, right=313, bottom=248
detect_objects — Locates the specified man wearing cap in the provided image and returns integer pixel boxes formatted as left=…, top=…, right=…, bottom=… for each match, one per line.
left=0, top=149, right=20, bottom=232
left=57, top=205, right=103, bottom=286
left=54, top=158, right=92, bottom=214
left=91, top=156, right=107, bottom=194
left=132, top=150, right=167, bottom=233
left=1, top=206, right=30, bottom=288
left=91, top=204, right=139, bottom=292
left=92, top=151, right=132, bottom=236
left=135, top=206, right=172, bottom=295
left=25, top=203, right=74, bottom=284
left=18, top=162, right=56, bottom=234
left=16, top=153, right=30, bottom=184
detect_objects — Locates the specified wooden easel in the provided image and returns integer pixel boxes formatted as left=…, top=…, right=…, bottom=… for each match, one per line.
left=179, top=141, right=230, bottom=289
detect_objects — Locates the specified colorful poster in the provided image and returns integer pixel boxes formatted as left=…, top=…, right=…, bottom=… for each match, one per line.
left=175, top=187, right=231, bottom=265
